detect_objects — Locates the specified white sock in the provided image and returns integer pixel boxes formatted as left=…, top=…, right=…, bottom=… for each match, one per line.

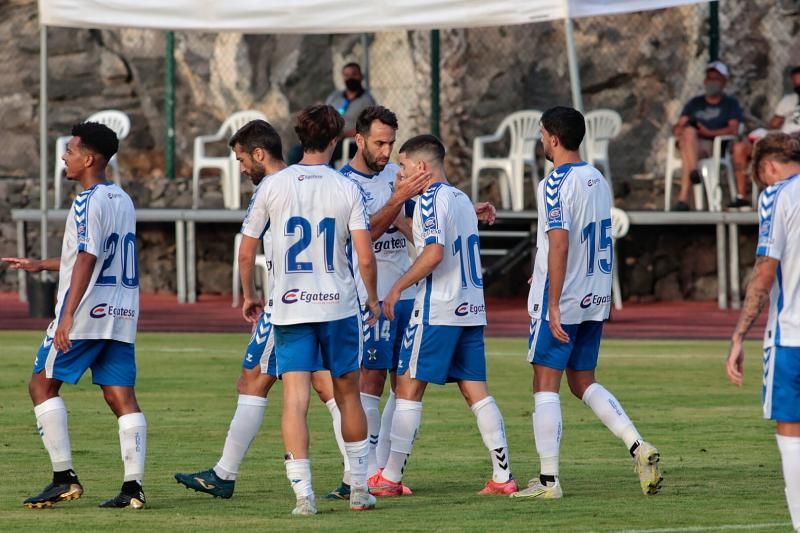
left=376, top=389, right=396, bottom=471
left=361, top=393, right=381, bottom=476
left=285, top=458, right=313, bottom=498
left=214, top=395, right=268, bottom=481
left=777, top=434, right=800, bottom=531
left=326, top=399, right=351, bottom=485
left=118, top=412, right=147, bottom=483
left=384, top=399, right=422, bottom=483
left=533, top=392, right=561, bottom=477
left=582, top=383, right=642, bottom=451
left=344, top=438, right=370, bottom=490
left=34, top=397, right=73, bottom=472
left=471, top=396, right=512, bottom=483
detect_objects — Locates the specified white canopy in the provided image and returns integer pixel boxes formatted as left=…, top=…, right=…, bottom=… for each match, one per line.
left=39, top=0, right=706, bottom=32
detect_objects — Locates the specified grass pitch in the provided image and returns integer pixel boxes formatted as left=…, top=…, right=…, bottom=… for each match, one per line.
left=0, top=331, right=790, bottom=531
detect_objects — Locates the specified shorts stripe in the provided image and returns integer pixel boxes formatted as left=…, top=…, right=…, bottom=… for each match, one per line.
left=527, top=320, right=541, bottom=363
left=408, top=323, right=423, bottom=379
left=763, top=346, right=776, bottom=419
left=357, top=309, right=364, bottom=368
left=44, top=342, right=57, bottom=379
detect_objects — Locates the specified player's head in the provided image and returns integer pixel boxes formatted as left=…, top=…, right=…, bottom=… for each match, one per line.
left=63, top=122, right=119, bottom=180
left=229, top=119, right=284, bottom=184
left=790, top=66, right=800, bottom=94
left=704, top=61, right=728, bottom=96
left=398, top=134, right=445, bottom=181
left=294, top=104, right=344, bottom=156
left=342, top=62, right=364, bottom=93
left=540, top=106, right=585, bottom=161
left=751, top=132, right=800, bottom=187
left=355, top=106, right=398, bottom=172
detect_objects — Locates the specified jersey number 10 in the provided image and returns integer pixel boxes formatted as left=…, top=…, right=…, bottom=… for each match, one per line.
left=580, top=219, right=613, bottom=276
left=453, top=234, right=483, bottom=288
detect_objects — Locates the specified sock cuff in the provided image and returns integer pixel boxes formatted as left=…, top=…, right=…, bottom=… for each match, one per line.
left=118, top=412, right=146, bottom=431
left=325, top=398, right=337, bottom=412
left=534, top=392, right=560, bottom=406
left=238, top=394, right=268, bottom=407
left=776, top=434, right=800, bottom=451
left=395, top=399, right=423, bottom=412
left=34, top=396, right=66, bottom=418
left=470, top=395, right=496, bottom=413
left=285, top=458, right=311, bottom=478
left=581, top=382, right=603, bottom=404
left=344, top=438, right=370, bottom=455
left=360, top=392, right=381, bottom=406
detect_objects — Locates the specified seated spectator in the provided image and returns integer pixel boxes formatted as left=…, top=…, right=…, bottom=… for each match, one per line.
left=671, top=61, right=744, bottom=211
left=287, top=62, right=376, bottom=166
left=732, top=66, right=800, bottom=209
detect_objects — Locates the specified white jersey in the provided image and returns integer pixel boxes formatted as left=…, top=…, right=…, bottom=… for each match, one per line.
left=49, top=182, right=139, bottom=343
left=240, top=164, right=369, bottom=325
left=339, top=163, right=415, bottom=303
left=774, top=93, right=800, bottom=135
left=410, top=182, right=486, bottom=326
left=241, top=177, right=275, bottom=308
left=757, top=173, right=800, bottom=348
left=528, top=162, right=612, bottom=324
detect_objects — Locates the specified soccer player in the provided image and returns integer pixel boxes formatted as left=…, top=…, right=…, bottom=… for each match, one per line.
left=239, top=104, right=380, bottom=515
left=726, top=133, right=800, bottom=532
left=511, top=106, right=661, bottom=500
left=2, top=122, right=146, bottom=509
left=373, top=134, right=518, bottom=497
left=174, top=120, right=354, bottom=499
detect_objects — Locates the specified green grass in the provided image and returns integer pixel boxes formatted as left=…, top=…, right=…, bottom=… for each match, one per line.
left=0, top=331, right=790, bottom=532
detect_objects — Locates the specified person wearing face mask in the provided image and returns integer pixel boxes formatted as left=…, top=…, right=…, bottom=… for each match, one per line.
left=323, top=62, right=377, bottom=165
left=731, top=66, right=800, bottom=211
left=671, top=61, right=744, bottom=211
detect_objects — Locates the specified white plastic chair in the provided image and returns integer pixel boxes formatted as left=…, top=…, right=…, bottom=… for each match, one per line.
left=610, top=207, right=630, bottom=311
left=232, top=233, right=270, bottom=308
left=193, top=110, right=267, bottom=209
left=54, top=110, right=131, bottom=208
left=663, top=134, right=736, bottom=212
left=584, top=109, right=622, bottom=183
left=336, top=138, right=354, bottom=169
left=471, top=110, right=544, bottom=212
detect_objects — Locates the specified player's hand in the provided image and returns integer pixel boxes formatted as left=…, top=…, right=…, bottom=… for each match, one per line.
left=382, top=289, right=400, bottom=321
left=474, top=202, right=496, bottom=225
left=548, top=305, right=570, bottom=344
left=394, top=168, right=430, bottom=202
left=364, top=299, right=380, bottom=326
left=726, top=337, right=745, bottom=387
left=1, top=257, right=42, bottom=272
left=54, top=315, right=73, bottom=352
left=242, top=297, right=264, bottom=324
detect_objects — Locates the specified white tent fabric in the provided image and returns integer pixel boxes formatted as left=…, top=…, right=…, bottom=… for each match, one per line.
left=39, top=0, right=706, bottom=33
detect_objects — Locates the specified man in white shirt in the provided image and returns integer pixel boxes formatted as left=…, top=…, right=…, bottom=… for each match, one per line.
left=373, top=134, right=518, bottom=497
left=3, top=122, right=146, bottom=509
left=512, top=107, right=661, bottom=500
left=239, top=105, right=380, bottom=515
left=726, top=133, right=800, bottom=533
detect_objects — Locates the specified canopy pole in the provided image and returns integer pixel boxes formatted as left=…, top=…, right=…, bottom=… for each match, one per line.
left=165, top=31, right=176, bottom=180
left=361, top=33, right=370, bottom=90
left=430, top=29, right=440, bottom=138
left=564, top=17, right=584, bottom=114
left=39, top=25, right=49, bottom=279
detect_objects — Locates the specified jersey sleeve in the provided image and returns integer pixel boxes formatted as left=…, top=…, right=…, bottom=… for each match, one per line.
left=543, top=170, right=572, bottom=232
left=241, top=183, right=271, bottom=239
left=756, top=186, right=786, bottom=260
left=419, top=187, right=447, bottom=246
left=76, top=190, right=103, bottom=257
left=347, top=180, right=370, bottom=232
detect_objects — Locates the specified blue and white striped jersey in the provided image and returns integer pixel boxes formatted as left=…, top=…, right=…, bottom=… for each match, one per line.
left=410, top=182, right=486, bottom=326
left=528, top=162, right=612, bottom=324
left=757, top=173, right=800, bottom=348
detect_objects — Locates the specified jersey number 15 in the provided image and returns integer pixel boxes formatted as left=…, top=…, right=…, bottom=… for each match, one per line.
left=581, top=219, right=613, bottom=276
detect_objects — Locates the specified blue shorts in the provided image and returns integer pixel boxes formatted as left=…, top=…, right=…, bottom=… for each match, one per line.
left=528, top=319, right=603, bottom=371
left=397, top=323, right=486, bottom=385
left=763, top=345, right=800, bottom=422
left=243, top=310, right=276, bottom=376
left=33, top=335, right=136, bottom=386
left=273, top=314, right=361, bottom=378
left=362, top=299, right=414, bottom=371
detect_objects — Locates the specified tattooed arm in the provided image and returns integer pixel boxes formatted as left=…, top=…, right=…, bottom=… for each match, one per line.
left=726, top=256, right=779, bottom=386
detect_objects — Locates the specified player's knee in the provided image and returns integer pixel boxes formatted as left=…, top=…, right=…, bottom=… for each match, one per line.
left=360, top=369, right=386, bottom=396
left=28, top=373, right=58, bottom=405
left=680, top=126, right=698, bottom=142
left=567, top=378, right=593, bottom=399
left=102, top=387, right=139, bottom=416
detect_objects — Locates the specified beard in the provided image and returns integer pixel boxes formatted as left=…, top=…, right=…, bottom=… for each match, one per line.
left=544, top=150, right=553, bottom=163
left=247, top=162, right=267, bottom=185
left=363, top=147, right=387, bottom=173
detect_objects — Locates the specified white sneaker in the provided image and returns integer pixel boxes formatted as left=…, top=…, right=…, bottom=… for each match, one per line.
left=510, top=478, right=562, bottom=499
left=350, top=487, right=376, bottom=511
left=291, top=494, right=317, bottom=516
left=633, top=441, right=663, bottom=495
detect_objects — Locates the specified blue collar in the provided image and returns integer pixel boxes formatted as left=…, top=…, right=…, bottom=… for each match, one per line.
left=340, top=164, right=375, bottom=179
left=554, top=161, right=587, bottom=173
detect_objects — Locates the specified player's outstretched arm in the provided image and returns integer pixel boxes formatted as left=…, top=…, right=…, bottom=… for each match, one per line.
left=727, top=256, right=778, bottom=387
left=238, top=234, right=264, bottom=324
left=546, top=229, right=570, bottom=344
left=53, top=251, right=97, bottom=352
left=352, top=228, right=379, bottom=326
left=369, top=169, right=430, bottom=241
left=382, top=243, right=443, bottom=321
left=1, top=257, right=60, bottom=272
left=392, top=212, right=414, bottom=242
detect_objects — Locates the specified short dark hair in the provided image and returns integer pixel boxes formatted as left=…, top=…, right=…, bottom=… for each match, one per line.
left=356, top=106, right=398, bottom=136
left=228, top=119, right=283, bottom=161
left=790, top=66, right=800, bottom=77
left=71, top=121, right=118, bottom=161
left=398, top=134, right=445, bottom=163
left=752, top=132, right=800, bottom=185
left=343, top=62, right=362, bottom=74
left=294, top=105, right=345, bottom=153
left=541, top=106, right=585, bottom=151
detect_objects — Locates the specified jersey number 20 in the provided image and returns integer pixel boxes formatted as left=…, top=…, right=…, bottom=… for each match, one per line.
left=96, top=232, right=139, bottom=288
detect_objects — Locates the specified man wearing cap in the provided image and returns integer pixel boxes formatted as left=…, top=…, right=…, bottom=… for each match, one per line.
left=671, top=61, right=745, bottom=211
